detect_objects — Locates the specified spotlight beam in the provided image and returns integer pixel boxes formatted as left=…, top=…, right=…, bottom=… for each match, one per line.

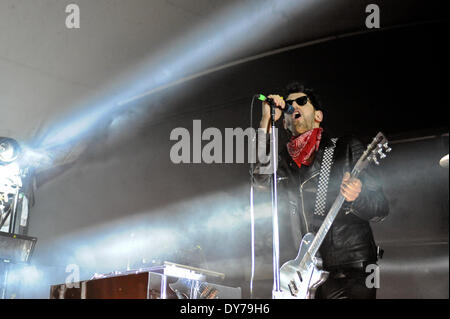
left=37, top=0, right=314, bottom=151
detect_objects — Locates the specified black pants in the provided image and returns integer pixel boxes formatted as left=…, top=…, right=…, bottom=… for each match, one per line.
left=316, top=268, right=376, bottom=299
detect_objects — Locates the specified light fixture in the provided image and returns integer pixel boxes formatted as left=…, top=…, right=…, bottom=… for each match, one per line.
left=0, top=137, right=24, bottom=234
left=439, top=154, right=449, bottom=168
left=0, top=137, right=21, bottom=164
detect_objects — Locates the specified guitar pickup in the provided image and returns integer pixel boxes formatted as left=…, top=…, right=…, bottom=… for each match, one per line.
left=288, top=280, right=298, bottom=296
left=296, top=271, right=303, bottom=282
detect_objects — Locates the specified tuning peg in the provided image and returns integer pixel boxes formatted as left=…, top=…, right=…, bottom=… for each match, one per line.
left=373, top=157, right=380, bottom=165
left=377, top=149, right=386, bottom=158
left=383, top=143, right=392, bottom=153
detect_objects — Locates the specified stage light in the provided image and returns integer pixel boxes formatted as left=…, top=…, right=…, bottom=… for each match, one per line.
left=0, top=137, right=20, bottom=164
left=0, top=138, right=28, bottom=234
left=439, top=154, right=448, bottom=168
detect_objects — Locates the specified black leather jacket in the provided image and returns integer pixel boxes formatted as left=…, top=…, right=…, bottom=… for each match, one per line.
left=253, top=131, right=389, bottom=269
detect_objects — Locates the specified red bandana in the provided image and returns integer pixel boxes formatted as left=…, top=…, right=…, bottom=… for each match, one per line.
left=287, top=128, right=323, bottom=168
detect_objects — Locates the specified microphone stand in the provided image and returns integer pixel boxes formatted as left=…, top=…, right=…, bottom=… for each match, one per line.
left=269, top=102, right=282, bottom=299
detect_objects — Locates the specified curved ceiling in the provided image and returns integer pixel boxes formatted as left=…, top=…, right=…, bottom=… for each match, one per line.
left=0, top=0, right=447, bottom=142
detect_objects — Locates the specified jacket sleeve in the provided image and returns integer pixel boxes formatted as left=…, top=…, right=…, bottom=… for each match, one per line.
left=343, top=136, right=390, bottom=222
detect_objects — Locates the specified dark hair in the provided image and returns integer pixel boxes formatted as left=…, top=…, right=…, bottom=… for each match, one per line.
left=284, top=82, right=324, bottom=113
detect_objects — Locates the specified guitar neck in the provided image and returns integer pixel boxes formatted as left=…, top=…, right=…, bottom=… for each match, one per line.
left=307, top=194, right=345, bottom=259
left=306, top=167, right=362, bottom=261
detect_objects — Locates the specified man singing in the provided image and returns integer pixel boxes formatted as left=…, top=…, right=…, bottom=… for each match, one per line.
left=253, top=82, right=389, bottom=299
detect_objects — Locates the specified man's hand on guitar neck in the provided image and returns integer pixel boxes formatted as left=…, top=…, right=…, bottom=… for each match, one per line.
left=340, top=172, right=362, bottom=202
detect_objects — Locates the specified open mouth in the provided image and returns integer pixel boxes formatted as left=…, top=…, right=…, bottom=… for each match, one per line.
left=293, top=111, right=301, bottom=119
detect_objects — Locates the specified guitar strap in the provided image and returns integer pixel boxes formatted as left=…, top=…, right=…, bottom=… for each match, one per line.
left=312, top=138, right=338, bottom=222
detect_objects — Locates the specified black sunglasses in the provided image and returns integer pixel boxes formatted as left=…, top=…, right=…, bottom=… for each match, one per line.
left=286, top=95, right=308, bottom=106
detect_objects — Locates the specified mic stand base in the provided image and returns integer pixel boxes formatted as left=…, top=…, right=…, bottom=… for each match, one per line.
left=272, top=290, right=284, bottom=299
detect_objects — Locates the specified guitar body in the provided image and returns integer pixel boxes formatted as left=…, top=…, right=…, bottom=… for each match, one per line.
left=279, top=233, right=329, bottom=299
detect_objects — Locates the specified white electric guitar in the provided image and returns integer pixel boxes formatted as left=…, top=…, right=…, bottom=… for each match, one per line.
left=278, top=132, right=391, bottom=299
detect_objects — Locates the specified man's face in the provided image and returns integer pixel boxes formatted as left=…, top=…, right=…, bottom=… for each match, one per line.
left=283, top=92, right=322, bottom=136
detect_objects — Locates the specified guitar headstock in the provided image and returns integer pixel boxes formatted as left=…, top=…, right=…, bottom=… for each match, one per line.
left=354, top=132, right=391, bottom=174
left=368, top=132, right=391, bottom=165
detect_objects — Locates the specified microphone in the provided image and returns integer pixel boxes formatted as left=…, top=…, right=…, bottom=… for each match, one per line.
left=257, top=94, right=294, bottom=114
